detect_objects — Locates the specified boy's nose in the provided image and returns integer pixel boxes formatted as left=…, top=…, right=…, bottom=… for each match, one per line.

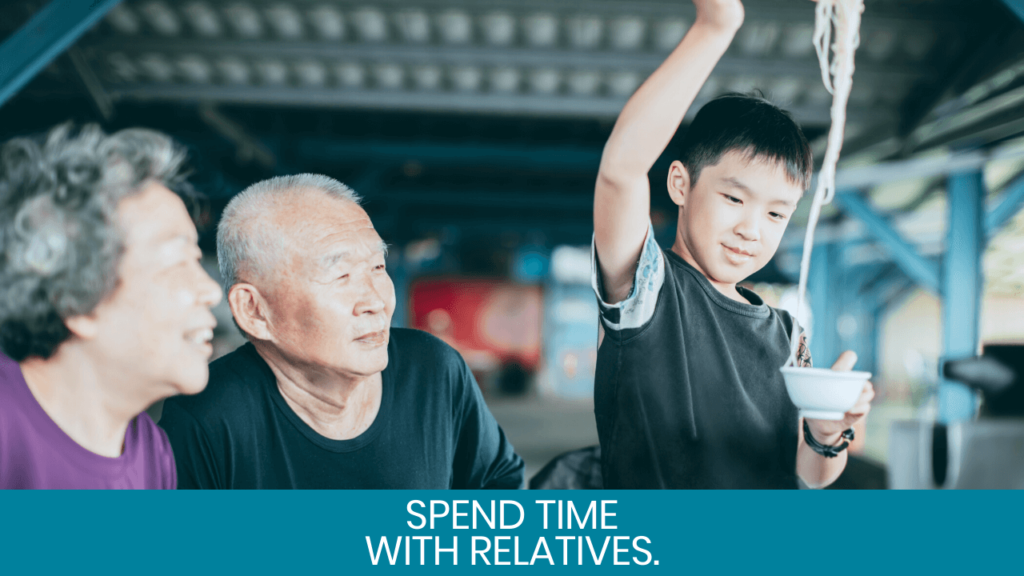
left=735, top=214, right=760, bottom=242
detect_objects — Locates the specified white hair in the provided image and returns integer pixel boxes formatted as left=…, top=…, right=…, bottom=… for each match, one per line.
left=216, top=174, right=361, bottom=296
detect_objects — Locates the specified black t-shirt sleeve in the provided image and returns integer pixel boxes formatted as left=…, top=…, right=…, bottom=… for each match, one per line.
left=159, top=399, right=223, bottom=490
left=449, top=360, right=525, bottom=489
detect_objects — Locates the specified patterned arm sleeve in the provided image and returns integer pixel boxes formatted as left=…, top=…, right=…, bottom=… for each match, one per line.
left=796, top=331, right=813, bottom=368
left=590, top=220, right=665, bottom=332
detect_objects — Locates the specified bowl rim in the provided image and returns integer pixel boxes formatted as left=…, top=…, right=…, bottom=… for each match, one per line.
left=779, top=366, right=872, bottom=380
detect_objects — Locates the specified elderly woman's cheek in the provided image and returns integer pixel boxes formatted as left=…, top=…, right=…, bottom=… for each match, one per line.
left=177, top=288, right=197, bottom=307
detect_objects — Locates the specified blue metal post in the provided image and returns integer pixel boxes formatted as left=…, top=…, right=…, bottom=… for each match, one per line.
left=857, top=308, right=875, bottom=376
left=999, top=0, right=1024, bottom=23
left=0, top=0, right=123, bottom=107
left=829, top=249, right=876, bottom=374
left=809, top=244, right=843, bottom=367
left=832, top=192, right=941, bottom=295
left=833, top=245, right=854, bottom=368
left=939, top=171, right=985, bottom=423
left=985, top=172, right=1024, bottom=240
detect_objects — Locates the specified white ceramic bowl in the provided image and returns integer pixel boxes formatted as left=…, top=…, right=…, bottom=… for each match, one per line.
left=779, top=367, right=871, bottom=420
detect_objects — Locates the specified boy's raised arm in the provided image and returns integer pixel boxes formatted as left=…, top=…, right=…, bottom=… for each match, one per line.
left=594, top=0, right=745, bottom=303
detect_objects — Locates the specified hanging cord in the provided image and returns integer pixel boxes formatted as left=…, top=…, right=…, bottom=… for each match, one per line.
left=786, top=0, right=865, bottom=367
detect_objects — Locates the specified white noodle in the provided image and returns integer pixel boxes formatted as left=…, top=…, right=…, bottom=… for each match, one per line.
left=786, top=0, right=864, bottom=367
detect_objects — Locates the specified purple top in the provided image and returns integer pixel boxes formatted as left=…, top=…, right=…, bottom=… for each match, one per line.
left=0, top=354, right=176, bottom=489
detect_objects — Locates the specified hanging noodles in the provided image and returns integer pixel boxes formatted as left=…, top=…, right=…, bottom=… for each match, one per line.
left=786, top=0, right=865, bottom=367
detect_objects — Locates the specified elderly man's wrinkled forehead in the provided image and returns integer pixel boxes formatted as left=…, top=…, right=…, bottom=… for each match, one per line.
left=269, top=187, right=368, bottom=227
left=268, top=188, right=383, bottom=271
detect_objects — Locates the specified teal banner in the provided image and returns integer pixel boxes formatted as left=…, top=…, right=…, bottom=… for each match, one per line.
left=1, top=491, right=1019, bottom=574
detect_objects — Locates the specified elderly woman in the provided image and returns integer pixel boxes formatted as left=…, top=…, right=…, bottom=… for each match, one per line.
left=0, top=124, right=222, bottom=489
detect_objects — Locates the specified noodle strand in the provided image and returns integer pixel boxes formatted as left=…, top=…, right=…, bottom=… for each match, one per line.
left=786, top=0, right=865, bottom=367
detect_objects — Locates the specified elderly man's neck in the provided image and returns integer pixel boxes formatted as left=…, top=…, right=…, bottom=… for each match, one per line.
left=257, top=345, right=383, bottom=441
left=19, top=344, right=155, bottom=458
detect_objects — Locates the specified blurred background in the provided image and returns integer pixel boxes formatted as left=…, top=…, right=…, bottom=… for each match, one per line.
left=3, top=0, right=1024, bottom=487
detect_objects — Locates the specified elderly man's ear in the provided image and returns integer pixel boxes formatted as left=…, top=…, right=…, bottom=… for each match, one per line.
left=229, top=284, right=273, bottom=340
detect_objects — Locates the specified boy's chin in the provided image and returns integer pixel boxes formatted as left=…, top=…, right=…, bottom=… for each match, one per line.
left=709, top=262, right=759, bottom=285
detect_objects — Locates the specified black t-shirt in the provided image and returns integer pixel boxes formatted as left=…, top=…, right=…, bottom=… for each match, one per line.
left=591, top=224, right=804, bottom=489
left=159, top=328, right=524, bottom=489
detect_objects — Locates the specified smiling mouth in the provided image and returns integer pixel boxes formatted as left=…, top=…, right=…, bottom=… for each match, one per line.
left=723, top=245, right=754, bottom=258
left=184, top=327, right=214, bottom=355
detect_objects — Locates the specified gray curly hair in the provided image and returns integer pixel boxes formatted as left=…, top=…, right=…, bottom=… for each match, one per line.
left=0, top=124, right=187, bottom=361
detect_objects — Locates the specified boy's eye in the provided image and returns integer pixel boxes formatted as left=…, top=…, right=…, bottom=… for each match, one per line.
left=724, top=195, right=741, bottom=204
left=770, top=212, right=786, bottom=220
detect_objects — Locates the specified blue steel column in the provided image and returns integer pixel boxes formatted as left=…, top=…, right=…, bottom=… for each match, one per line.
left=832, top=244, right=855, bottom=369
left=809, top=244, right=840, bottom=367
left=1000, top=0, right=1024, bottom=23
left=939, top=172, right=985, bottom=423
left=832, top=192, right=940, bottom=295
left=0, top=0, right=123, bottom=107
left=843, top=269, right=876, bottom=376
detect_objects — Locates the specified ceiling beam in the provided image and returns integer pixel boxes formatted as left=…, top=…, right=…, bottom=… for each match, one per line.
left=0, top=0, right=123, bottom=107
left=895, top=21, right=1016, bottom=154
left=85, top=38, right=933, bottom=85
left=364, top=189, right=593, bottom=211
left=986, top=171, right=1024, bottom=239
left=290, top=138, right=602, bottom=173
left=834, top=142, right=1024, bottom=190
left=106, top=83, right=880, bottom=125
left=831, top=192, right=941, bottom=295
left=998, top=0, right=1024, bottom=23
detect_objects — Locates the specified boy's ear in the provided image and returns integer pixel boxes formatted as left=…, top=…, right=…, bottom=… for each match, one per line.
left=666, top=160, right=691, bottom=207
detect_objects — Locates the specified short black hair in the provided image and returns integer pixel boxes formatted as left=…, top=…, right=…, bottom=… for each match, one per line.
left=678, top=92, right=813, bottom=190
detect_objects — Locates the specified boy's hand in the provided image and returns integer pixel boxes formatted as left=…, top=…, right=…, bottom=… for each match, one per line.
left=693, top=0, right=745, bottom=33
left=805, top=351, right=875, bottom=442
left=594, top=0, right=744, bottom=303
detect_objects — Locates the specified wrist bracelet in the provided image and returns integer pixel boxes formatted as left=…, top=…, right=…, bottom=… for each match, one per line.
left=803, top=419, right=855, bottom=458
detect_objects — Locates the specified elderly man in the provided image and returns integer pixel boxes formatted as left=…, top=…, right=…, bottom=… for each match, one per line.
left=0, top=124, right=223, bottom=489
left=159, top=174, right=524, bottom=489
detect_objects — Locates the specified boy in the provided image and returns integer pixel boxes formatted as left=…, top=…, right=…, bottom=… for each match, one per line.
left=592, top=0, right=874, bottom=489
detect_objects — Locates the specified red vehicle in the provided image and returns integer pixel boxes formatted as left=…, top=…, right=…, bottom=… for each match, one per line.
left=410, top=278, right=542, bottom=393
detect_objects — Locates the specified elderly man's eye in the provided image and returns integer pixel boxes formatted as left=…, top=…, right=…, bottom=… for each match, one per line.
left=374, top=264, right=386, bottom=271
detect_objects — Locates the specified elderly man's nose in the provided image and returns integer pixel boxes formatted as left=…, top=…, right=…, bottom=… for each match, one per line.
left=354, top=280, right=386, bottom=315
